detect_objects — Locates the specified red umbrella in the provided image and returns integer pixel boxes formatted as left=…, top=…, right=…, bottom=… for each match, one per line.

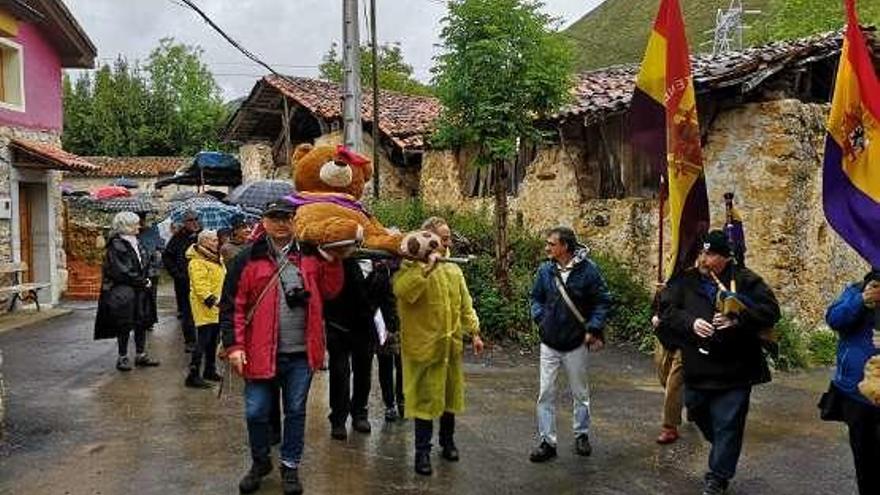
left=92, top=186, right=132, bottom=200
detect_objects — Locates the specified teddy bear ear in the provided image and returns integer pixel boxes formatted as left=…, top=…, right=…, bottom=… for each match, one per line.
left=291, top=143, right=313, bottom=164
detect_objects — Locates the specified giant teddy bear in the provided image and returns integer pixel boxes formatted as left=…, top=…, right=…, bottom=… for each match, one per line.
left=286, top=143, right=403, bottom=254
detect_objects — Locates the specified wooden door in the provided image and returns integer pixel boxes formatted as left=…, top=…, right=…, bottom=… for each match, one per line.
left=18, top=186, right=32, bottom=283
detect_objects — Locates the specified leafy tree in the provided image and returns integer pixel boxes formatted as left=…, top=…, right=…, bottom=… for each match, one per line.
left=62, top=38, right=228, bottom=156
left=432, top=0, right=573, bottom=294
left=318, top=42, right=433, bottom=96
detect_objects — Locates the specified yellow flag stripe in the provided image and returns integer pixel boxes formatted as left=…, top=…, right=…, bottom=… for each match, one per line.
left=635, top=30, right=668, bottom=105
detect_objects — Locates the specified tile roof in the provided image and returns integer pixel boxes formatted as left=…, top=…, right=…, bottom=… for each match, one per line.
left=8, top=138, right=98, bottom=172
left=554, top=30, right=853, bottom=124
left=72, top=156, right=190, bottom=177
left=254, top=75, right=442, bottom=151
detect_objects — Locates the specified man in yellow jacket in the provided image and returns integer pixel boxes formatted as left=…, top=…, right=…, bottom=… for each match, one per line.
left=186, top=229, right=226, bottom=389
left=393, top=217, right=484, bottom=476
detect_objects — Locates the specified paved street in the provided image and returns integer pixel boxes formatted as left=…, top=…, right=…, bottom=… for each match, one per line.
left=0, top=302, right=858, bottom=495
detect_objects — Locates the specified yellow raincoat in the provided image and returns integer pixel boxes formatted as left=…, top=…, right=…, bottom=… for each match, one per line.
left=393, top=259, right=480, bottom=420
left=186, top=245, right=226, bottom=327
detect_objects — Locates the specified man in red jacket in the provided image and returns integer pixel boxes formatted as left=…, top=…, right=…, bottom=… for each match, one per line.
left=220, top=200, right=343, bottom=495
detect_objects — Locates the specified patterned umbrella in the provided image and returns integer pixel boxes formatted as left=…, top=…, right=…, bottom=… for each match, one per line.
left=227, top=180, right=295, bottom=210
left=167, top=190, right=198, bottom=203
left=96, top=195, right=157, bottom=214
left=168, top=200, right=244, bottom=231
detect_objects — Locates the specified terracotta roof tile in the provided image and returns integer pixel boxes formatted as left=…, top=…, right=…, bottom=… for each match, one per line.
left=9, top=138, right=98, bottom=172
left=71, top=156, right=190, bottom=177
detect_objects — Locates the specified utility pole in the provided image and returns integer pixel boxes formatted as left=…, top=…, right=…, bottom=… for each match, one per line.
left=370, top=0, right=380, bottom=199
left=342, top=0, right=363, bottom=152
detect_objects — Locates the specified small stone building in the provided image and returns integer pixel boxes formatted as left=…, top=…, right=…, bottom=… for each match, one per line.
left=63, top=156, right=191, bottom=196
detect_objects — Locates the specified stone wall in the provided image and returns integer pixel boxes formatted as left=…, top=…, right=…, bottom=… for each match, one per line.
left=239, top=142, right=275, bottom=184
left=420, top=100, right=869, bottom=327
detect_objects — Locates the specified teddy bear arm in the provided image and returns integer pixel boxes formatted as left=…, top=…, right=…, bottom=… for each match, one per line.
left=362, top=218, right=404, bottom=254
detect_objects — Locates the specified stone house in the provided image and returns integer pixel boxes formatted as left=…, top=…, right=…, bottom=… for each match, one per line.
left=63, top=156, right=190, bottom=197
left=0, top=0, right=97, bottom=306
left=226, top=31, right=876, bottom=326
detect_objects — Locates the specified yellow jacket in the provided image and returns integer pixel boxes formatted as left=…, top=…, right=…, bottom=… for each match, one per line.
left=187, top=245, right=226, bottom=327
left=393, top=259, right=479, bottom=420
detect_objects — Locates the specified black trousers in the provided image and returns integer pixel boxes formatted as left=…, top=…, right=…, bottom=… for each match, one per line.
left=842, top=395, right=880, bottom=494
left=172, top=277, right=196, bottom=345
left=189, top=324, right=219, bottom=375
left=414, top=412, right=455, bottom=453
left=377, top=352, right=404, bottom=409
left=326, top=327, right=373, bottom=425
left=117, top=327, right=146, bottom=356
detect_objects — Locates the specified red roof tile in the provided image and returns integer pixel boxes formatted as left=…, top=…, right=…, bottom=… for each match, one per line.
left=9, top=138, right=98, bottom=172
left=72, top=156, right=190, bottom=177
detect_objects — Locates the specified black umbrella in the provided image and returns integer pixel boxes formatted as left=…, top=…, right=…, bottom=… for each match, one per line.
left=227, top=180, right=295, bottom=211
left=96, top=195, right=156, bottom=214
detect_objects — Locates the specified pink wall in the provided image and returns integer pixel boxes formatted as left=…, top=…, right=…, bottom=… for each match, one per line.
left=0, top=22, right=63, bottom=132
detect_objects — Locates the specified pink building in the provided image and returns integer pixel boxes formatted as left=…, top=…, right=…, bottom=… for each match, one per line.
left=0, top=0, right=97, bottom=306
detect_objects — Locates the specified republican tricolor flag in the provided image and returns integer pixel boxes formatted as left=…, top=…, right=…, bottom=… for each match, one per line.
left=631, top=0, right=709, bottom=278
left=823, top=0, right=880, bottom=268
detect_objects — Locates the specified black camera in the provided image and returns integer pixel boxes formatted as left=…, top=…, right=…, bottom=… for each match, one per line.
left=284, top=286, right=310, bottom=308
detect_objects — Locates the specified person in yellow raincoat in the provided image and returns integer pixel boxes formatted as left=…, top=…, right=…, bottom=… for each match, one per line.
left=185, top=229, right=226, bottom=389
left=393, top=217, right=484, bottom=477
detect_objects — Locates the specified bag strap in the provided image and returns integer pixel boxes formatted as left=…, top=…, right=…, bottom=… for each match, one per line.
left=243, top=250, right=291, bottom=328
left=552, top=268, right=587, bottom=326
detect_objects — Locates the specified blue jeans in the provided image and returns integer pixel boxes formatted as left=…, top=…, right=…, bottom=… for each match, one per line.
left=684, top=386, right=752, bottom=482
left=244, top=353, right=312, bottom=467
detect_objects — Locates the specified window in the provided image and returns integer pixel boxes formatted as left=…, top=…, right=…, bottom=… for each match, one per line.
left=0, top=37, right=24, bottom=111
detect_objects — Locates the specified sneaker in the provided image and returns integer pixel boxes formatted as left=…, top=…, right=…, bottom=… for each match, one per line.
left=529, top=441, right=557, bottom=463
left=134, top=353, right=160, bottom=367
left=414, top=450, right=432, bottom=476
left=185, top=373, right=212, bottom=389
left=702, top=474, right=728, bottom=495
left=116, top=356, right=132, bottom=372
left=280, top=465, right=303, bottom=495
left=656, top=426, right=679, bottom=445
left=440, top=443, right=459, bottom=462
left=352, top=417, right=372, bottom=434
left=238, top=459, right=272, bottom=494
left=384, top=406, right=399, bottom=423
left=330, top=423, right=347, bottom=440
left=575, top=434, right=592, bottom=457
left=203, top=370, right=223, bottom=382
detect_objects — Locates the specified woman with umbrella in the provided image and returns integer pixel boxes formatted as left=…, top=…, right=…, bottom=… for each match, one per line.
left=94, top=211, right=160, bottom=371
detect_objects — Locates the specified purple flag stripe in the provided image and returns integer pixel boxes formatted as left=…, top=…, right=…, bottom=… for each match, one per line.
left=822, top=137, right=880, bottom=268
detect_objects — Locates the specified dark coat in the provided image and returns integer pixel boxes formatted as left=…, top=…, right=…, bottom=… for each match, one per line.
left=529, top=249, right=612, bottom=352
left=365, top=259, right=400, bottom=354
left=94, top=235, right=156, bottom=340
left=826, top=282, right=880, bottom=408
left=324, top=258, right=378, bottom=337
left=162, top=230, right=196, bottom=281
left=659, top=265, right=781, bottom=390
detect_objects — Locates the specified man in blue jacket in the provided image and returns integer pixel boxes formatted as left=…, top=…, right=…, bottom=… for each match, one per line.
left=528, top=226, right=611, bottom=463
left=822, top=269, right=880, bottom=495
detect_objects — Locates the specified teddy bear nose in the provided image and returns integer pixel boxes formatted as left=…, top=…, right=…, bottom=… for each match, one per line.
left=333, top=161, right=349, bottom=168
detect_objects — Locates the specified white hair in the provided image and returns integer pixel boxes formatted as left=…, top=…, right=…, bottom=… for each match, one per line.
left=111, top=211, right=140, bottom=235
left=197, top=229, right=218, bottom=246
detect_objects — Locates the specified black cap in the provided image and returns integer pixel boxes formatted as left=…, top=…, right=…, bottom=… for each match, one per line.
left=262, top=199, right=295, bottom=218
left=702, top=229, right=732, bottom=257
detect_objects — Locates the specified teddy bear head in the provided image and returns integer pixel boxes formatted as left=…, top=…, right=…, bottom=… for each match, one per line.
left=290, top=143, right=373, bottom=199
left=399, top=230, right=442, bottom=261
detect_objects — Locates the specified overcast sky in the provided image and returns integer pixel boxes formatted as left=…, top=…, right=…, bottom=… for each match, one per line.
left=63, top=0, right=604, bottom=100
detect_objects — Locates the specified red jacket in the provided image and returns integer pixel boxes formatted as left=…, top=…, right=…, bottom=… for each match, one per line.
left=220, top=236, right=343, bottom=377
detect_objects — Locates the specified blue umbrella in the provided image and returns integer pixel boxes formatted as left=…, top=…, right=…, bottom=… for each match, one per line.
left=169, top=200, right=244, bottom=231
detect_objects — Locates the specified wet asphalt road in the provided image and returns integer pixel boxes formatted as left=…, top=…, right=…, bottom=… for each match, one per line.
left=0, top=302, right=858, bottom=495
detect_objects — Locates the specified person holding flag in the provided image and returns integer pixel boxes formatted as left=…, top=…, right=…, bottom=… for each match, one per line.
left=818, top=2, right=880, bottom=494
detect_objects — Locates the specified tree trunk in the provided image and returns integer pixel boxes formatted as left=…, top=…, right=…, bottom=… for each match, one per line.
left=493, top=160, right=511, bottom=298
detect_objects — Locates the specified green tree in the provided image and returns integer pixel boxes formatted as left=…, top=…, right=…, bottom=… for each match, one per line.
left=432, top=0, right=573, bottom=294
left=318, top=42, right=433, bottom=96
left=62, top=74, right=95, bottom=154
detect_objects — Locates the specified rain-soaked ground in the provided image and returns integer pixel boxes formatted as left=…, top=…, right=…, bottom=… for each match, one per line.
left=0, top=300, right=858, bottom=495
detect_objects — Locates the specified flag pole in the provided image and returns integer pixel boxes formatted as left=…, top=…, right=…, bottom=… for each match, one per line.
left=657, top=174, right=665, bottom=285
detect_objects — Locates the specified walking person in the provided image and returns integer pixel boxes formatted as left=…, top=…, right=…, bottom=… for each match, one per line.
left=94, top=211, right=160, bottom=371
left=185, top=229, right=226, bottom=389
left=819, top=269, right=880, bottom=495
left=369, top=258, right=405, bottom=422
left=659, top=230, right=780, bottom=495
left=528, top=226, right=611, bottom=463
left=393, top=219, right=484, bottom=476
left=323, top=257, right=377, bottom=439
left=653, top=281, right=685, bottom=444
left=163, top=210, right=200, bottom=353
left=220, top=200, right=344, bottom=495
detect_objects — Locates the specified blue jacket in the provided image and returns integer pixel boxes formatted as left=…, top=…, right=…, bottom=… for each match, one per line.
left=826, top=283, right=880, bottom=408
left=530, top=249, right=612, bottom=352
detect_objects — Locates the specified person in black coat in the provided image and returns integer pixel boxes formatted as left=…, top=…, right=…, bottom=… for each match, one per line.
left=94, top=211, right=160, bottom=371
left=162, top=210, right=200, bottom=352
left=659, top=230, right=780, bottom=495
left=366, top=258, right=404, bottom=422
left=323, top=257, right=376, bottom=440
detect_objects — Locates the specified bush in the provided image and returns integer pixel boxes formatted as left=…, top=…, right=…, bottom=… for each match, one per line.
left=771, top=314, right=811, bottom=371
left=807, top=328, right=838, bottom=367
left=591, top=252, right=654, bottom=351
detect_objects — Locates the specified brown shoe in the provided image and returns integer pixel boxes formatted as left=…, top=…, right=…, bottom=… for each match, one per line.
left=656, top=426, right=679, bottom=445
